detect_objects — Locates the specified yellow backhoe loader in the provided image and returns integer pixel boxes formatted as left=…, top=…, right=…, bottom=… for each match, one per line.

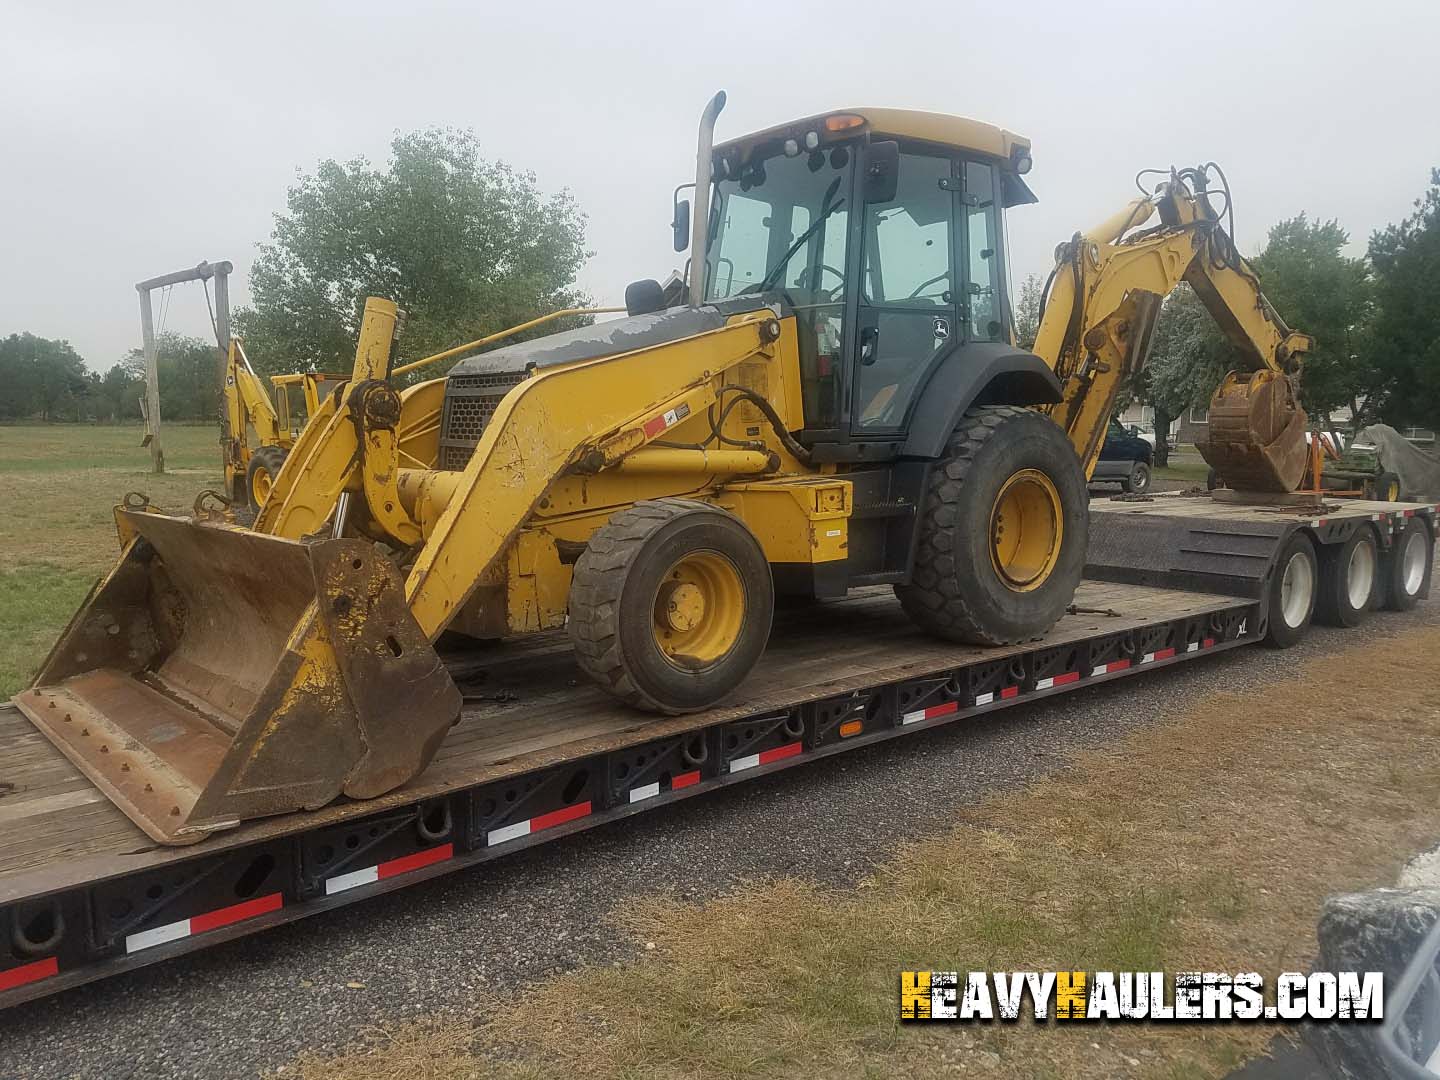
left=19, top=94, right=1309, bottom=843
left=219, top=339, right=347, bottom=508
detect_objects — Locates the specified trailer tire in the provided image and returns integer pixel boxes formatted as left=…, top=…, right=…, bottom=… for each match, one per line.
left=568, top=499, right=773, bottom=714
left=1383, top=517, right=1433, bottom=612
left=1263, top=532, right=1318, bottom=647
left=896, top=406, right=1087, bottom=645
left=1315, top=527, right=1379, bottom=627
left=246, top=446, right=288, bottom=509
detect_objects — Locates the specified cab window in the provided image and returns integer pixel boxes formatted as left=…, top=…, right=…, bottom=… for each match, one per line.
left=852, top=151, right=959, bottom=433
left=963, top=161, right=1003, bottom=341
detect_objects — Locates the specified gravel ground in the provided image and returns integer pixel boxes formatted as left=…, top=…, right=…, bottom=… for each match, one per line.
left=1, top=596, right=1435, bottom=1079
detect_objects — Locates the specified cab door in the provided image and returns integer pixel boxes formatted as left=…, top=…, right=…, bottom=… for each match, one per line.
left=850, top=150, right=960, bottom=434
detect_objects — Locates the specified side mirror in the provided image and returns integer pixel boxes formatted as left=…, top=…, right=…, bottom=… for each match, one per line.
left=673, top=198, right=691, bottom=252
left=1128, top=425, right=1140, bottom=437
left=862, top=140, right=900, bottom=204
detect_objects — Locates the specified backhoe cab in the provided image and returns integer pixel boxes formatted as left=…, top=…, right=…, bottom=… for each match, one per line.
left=20, top=96, right=1309, bottom=844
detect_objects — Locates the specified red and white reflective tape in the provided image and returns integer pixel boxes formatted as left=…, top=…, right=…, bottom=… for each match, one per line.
left=0, top=956, right=58, bottom=993
left=1091, top=658, right=1132, bottom=677
left=974, top=686, right=1019, bottom=707
left=901, top=700, right=958, bottom=726
left=487, top=801, right=592, bottom=847
left=1034, top=671, right=1080, bottom=691
left=728, top=740, right=802, bottom=774
left=628, top=770, right=701, bottom=803
left=125, top=892, right=283, bottom=954
left=1185, top=637, right=1217, bottom=654
left=1141, top=647, right=1177, bottom=664
left=324, top=843, right=453, bottom=896
left=642, top=402, right=692, bottom=438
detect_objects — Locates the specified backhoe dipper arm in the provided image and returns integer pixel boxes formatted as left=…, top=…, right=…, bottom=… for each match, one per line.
left=1030, top=168, right=1312, bottom=491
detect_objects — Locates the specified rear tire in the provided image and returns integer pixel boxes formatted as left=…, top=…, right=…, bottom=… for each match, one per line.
left=568, top=498, right=773, bottom=714
left=1263, top=533, right=1318, bottom=647
left=1121, top=461, right=1152, bottom=494
left=1315, top=527, right=1379, bottom=627
left=245, top=445, right=288, bottom=509
left=1382, top=517, right=1433, bottom=612
left=896, top=406, right=1087, bottom=645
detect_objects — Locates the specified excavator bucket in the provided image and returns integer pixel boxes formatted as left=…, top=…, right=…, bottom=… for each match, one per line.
left=1196, top=369, right=1309, bottom=493
left=15, top=509, right=460, bottom=844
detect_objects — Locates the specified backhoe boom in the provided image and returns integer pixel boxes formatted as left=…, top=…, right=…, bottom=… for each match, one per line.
left=1031, top=167, right=1312, bottom=492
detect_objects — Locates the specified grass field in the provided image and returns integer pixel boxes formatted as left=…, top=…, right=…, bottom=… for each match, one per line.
left=0, top=423, right=223, bottom=697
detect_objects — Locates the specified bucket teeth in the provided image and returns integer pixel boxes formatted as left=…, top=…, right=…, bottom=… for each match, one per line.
left=16, top=512, right=460, bottom=844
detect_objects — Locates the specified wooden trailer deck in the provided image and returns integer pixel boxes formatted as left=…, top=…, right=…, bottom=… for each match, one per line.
left=0, top=579, right=1244, bottom=903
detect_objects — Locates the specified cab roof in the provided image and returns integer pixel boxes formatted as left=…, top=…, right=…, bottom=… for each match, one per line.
left=715, top=107, right=1031, bottom=165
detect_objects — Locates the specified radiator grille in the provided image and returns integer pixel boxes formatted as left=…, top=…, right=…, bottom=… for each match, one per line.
left=440, top=370, right=529, bottom=471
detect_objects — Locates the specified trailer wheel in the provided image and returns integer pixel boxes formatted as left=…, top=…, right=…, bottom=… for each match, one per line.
left=1383, top=517, right=1433, bottom=612
left=246, top=446, right=288, bottom=508
left=897, top=406, right=1087, bottom=645
left=1263, top=533, right=1318, bottom=647
left=1315, top=527, right=1379, bottom=627
left=568, top=498, right=773, bottom=714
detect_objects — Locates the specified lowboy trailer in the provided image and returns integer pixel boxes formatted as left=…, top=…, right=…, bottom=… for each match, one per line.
left=1, top=495, right=1434, bottom=1008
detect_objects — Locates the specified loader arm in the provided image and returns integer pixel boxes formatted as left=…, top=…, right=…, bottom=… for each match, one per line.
left=1031, top=168, right=1312, bottom=491
left=404, top=311, right=782, bottom=637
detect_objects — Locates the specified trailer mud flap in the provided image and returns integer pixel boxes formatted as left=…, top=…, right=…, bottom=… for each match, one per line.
left=15, top=511, right=460, bottom=845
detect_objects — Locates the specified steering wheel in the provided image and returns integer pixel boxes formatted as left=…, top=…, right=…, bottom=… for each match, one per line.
left=796, top=263, right=847, bottom=301
left=907, top=271, right=951, bottom=300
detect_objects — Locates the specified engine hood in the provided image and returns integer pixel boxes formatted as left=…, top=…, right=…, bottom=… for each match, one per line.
left=450, top=306, right=728, bottom=377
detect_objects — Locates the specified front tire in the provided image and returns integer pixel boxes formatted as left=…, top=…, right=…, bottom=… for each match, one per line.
left=246, top=445, right=288, bottom=509
left=568, top=499, right=774, bottom=714
left=896, top=406, right=1088, bottom=645
left=1366, top=471, right=1401, bottom=502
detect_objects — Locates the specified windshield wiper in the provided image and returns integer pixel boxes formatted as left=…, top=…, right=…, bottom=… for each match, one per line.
left=749, top=176, right=845, bottom=295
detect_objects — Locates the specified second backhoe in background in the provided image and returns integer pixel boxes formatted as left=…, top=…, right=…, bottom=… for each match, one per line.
left=19, top=94, right=1312, bottom=844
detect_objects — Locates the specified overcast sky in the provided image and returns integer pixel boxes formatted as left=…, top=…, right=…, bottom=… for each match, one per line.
left=2, top=0, right=1436, bottom=371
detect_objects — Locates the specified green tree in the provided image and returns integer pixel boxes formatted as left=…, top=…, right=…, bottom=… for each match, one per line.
left=1366, top=168, right=1440, bottom=430
left=97, top=362, right=145, bottom=422
left=1249, top=215, right=1372, bottom=426
left=234, top=128, right=591, bottom=376
left=1012, top=272, right=1043, bottom=350
left=1139, top=285, right=1231, bottom=465
left=119, top=332, right=221, bottom=422
left=0, top=333, right=91, bottom=420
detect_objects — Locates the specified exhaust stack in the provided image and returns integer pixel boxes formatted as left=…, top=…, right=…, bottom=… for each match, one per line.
left=688, top=90, right=727, bottom=303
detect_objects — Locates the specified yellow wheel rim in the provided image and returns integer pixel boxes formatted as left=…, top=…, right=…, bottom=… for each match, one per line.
left=252, top=467, right=273, bottom=504
left=653, top=550, right=745, bottom=670
left=989, top=468, right=1063, bottom=592
left=1387, top=480, right=1400, bottom=501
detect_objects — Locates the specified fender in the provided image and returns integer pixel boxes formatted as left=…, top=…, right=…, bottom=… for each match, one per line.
left=901, top=342, right=1063, bottom=459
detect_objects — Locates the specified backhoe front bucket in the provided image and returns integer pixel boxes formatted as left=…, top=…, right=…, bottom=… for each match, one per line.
left=1196, top=369, right=1309, bottom=492
left=15, top=511, right=460, bottom=844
